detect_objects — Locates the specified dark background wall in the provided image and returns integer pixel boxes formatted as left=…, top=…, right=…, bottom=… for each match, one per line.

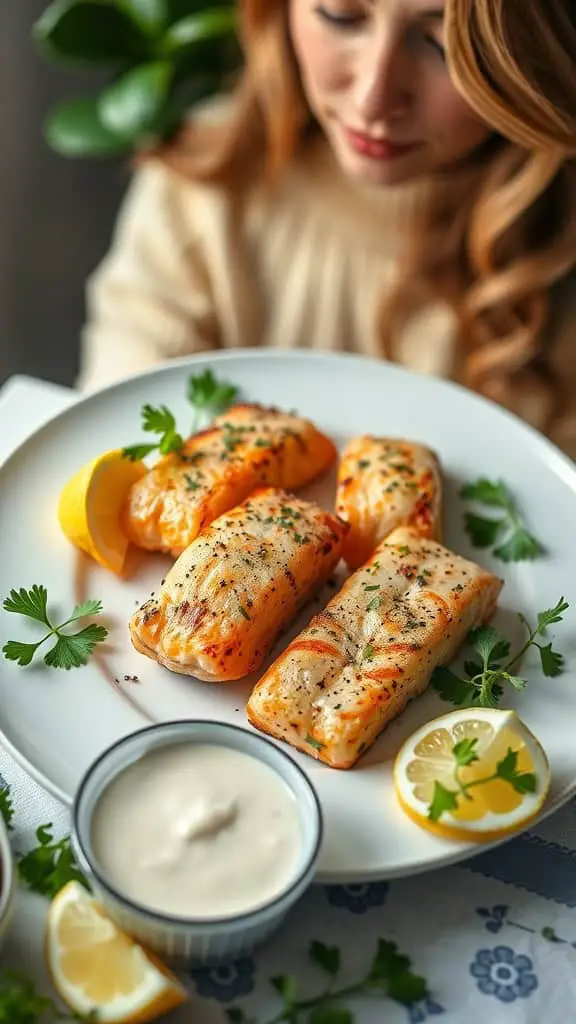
left=0, top=1, right=129, bottom=387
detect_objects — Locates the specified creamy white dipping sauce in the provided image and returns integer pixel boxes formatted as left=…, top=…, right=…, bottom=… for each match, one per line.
left=91, top=743, right=303, bottom=918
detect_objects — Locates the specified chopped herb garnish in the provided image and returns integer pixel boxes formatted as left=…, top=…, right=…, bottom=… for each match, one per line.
left=239, top=606, right=251, bottom=621
left=461, top=478, right=544, bottom=562
left=366, top=596, right=382, bottom=612
left=305, top=735, right=325, bottom=751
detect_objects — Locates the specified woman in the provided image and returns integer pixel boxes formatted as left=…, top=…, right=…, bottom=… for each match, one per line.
left=79, top=0, right=576, bottom=457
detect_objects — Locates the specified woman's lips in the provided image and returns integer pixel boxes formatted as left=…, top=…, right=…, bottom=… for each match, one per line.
left=343, top=127, right=419, bottom=161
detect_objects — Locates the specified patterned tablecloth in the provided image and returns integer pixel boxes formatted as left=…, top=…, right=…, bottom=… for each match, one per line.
left=0, top=375, right=575, bottom=1023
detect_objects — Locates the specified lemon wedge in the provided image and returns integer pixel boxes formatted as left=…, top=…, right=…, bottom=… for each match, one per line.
left=46, top=882, right=188, bottom=1023
left=394, top=708, right=550, bottom=842
left=58, top=450, right=146, bottom=575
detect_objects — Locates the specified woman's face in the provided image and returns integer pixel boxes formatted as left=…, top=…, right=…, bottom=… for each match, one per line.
left=289, top=0, right=492, bottom=186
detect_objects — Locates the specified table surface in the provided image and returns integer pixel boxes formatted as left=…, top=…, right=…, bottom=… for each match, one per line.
left=1, top=374, right=576, bottom=1023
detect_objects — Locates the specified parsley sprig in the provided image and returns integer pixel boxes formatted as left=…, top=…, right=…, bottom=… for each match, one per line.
left=227, top=939, right=430, bottom=1024
left=122, top=403, right=185, bottom=462
left=462, top=478, right=544, bottom=562
left=188, top=368, right=239, bottom=431
left=2, top=587, right=107, bottom=670
left=428, top=740, right=537, bottom=822
left=0, top=971, right=88, bottom=1022
left=123, top=369, right=239, bottom=461
left=432, top=597, right=568, bottom=708
left=17, top=824, right=89, bottom=899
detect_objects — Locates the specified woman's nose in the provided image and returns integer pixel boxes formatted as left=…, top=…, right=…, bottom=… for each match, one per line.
left=352, top=37, right=412, bottom=127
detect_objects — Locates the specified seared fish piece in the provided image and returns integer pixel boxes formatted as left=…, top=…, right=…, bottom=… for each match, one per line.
left=336, top=436, right=442, bottom=569
left=247, top=526, right=503, bottom=769
left=130, top=488, right=347, bottom=682
left=123, top=404, right=336, bottom=556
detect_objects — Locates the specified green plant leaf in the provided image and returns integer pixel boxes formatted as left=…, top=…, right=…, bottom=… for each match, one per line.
left=33, top=0, right=149, bottom=63
left=117, top=0, right=167, bottom=34
left=162, top=7, right=236, bottom=51
left=98, top=60, right=173, bottom=137
left=45, top=96, right=129, bottom=157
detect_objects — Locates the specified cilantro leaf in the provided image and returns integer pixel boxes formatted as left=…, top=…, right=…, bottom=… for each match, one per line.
left=494, top=528, right=543, bottom=563
left=539, top=643, right=564, bottom=678
left=428, top=781, right=459, bottom=822
left=2, top=640, right=42, bottom=667
left=43, top=625, right=108, bottom=670
left=141, top=403, right=175, bottom=435
left=464, top=513, right=502, bottom=549
left=17, top=825, right=89, bottom=899
left=66, top=600, right=104, bottom=623
left=468, top=625, right=504, bottom=665
left=3, top=585, right=49, bottom=623
left=188, top=369, right=239, bottom=420
left=0, top=788, right=14, bottom=832
left=431, top=667, right=477, bottom=706
left=122, top=443, right=157, bottom=462
left=537, top=598, right=569, bottom=633
left=461, top=478, right=544, bottom=563
left=495, top=748, right=537, bottom=794
left=310, top=941, right=341, bottom=976
left=460, top=479, right=509, bottom=507
left=367, top=939, right=411, bottom=987
left=365, top=939, right=428, bottom=1008
left=386, top=971, right=428, bottom=1008
left=2, top=589, right=107, bottom=671
left=453, top=738, right=479, bottom=767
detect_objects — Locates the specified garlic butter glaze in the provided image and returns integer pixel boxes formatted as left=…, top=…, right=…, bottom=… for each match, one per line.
left=91, top=742, right=302, bottom=919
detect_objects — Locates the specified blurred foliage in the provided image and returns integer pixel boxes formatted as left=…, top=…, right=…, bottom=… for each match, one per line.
left=33, top=0, right=241, bottom=157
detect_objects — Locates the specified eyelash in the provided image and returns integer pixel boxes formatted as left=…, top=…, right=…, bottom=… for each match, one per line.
left=314, top=6, right=446, bottom=58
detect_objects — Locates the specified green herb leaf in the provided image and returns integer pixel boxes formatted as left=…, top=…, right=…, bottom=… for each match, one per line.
left=2, top=640, right=42, bottom=667
left=452, top=738, right=479, bottom=768
left=537, top=598, right=569, bottom=632
left=0, top=789, right=14, bottom=832
left=225, top=1011, right=249, bottom=1024
left=538, top=643, right=564, bottom=677
left=431, top=667, right=477, bottom=706
left=385, top=971, right=428, bottom=1007
left=468, top=626, right=503, bottom=665
left=461, top=479, right=509, bottom=507
left=428, top=781, right=459, bottom=822
left=43, top=625, right=108, bottom=670
left=463, top=513, right=503, bottom=549
left=3, top=585, right=49, bottom=623
left=366, top=596, right=381, bottom=612
left=305, top=735, right=325, bottom=752
left=2, top=588, right=107, bottom=672
left=309, top=941, right=341, bottom=976
left=122, top=442, right=158, bottom=462
left=18, top=826, right=89, bottom=899
left=188, top=369, right=239, bottom=429
left=0, top=968, right=85, bottom=1022
left=495, top=748, right=537, bottom=794
left=462, top=478, right=544, bottom=562
left=494, top=527, right=543, bottom=563
left=362, top=643, right=375, bottom=661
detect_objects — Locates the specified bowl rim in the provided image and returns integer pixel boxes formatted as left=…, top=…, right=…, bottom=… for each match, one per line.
left=72, top=719, right=323, bottom=929
left=0, top=811, right=15, bottom=927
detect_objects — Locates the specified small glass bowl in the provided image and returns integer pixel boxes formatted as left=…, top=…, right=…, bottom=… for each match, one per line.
left=72, top=720, right=323, bottom=966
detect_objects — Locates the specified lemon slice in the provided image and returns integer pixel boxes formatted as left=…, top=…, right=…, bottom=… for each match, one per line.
left=58, top=450, right=146, bottom=575
left=394, top=708, right=550, bottom=842
left=46, top=882, right=188, bottom=1023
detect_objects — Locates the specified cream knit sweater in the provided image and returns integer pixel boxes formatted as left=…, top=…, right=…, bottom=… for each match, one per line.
left=79, top=130, right=576, bottom=459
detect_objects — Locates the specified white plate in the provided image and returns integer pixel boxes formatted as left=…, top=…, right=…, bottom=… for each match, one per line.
left=1, top=351, right=575, bottom=882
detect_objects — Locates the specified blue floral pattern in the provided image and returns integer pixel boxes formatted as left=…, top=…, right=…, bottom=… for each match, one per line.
left=325, top=882, right=389, bottom=914
left=470, top=946, right=538, bottom=1003
left=408, top=996, right=446, bottom=1022
left=189, top=956, right=256, bottom=1002
left=476, top=905, right=509, bottom=934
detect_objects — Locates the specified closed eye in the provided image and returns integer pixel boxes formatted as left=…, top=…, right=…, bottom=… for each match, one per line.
left=314, top=4, right=365, bottom=29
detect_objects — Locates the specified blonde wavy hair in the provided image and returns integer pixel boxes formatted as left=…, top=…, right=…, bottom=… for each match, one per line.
left=157, top=0, right=576, bottom=425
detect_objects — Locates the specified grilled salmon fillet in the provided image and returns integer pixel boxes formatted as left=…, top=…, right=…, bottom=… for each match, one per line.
left=247, top=526, right=503, bottom=769
left=123, top=404, right=337, bottom=556
left=336, top=436, right=442, bottom=569
left=130, top=488, right=347, bottom=682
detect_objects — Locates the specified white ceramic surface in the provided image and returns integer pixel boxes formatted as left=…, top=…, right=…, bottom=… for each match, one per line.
left=0, top=816, right=15, bottom=956
left=0, top=350, right=575, bottom=883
